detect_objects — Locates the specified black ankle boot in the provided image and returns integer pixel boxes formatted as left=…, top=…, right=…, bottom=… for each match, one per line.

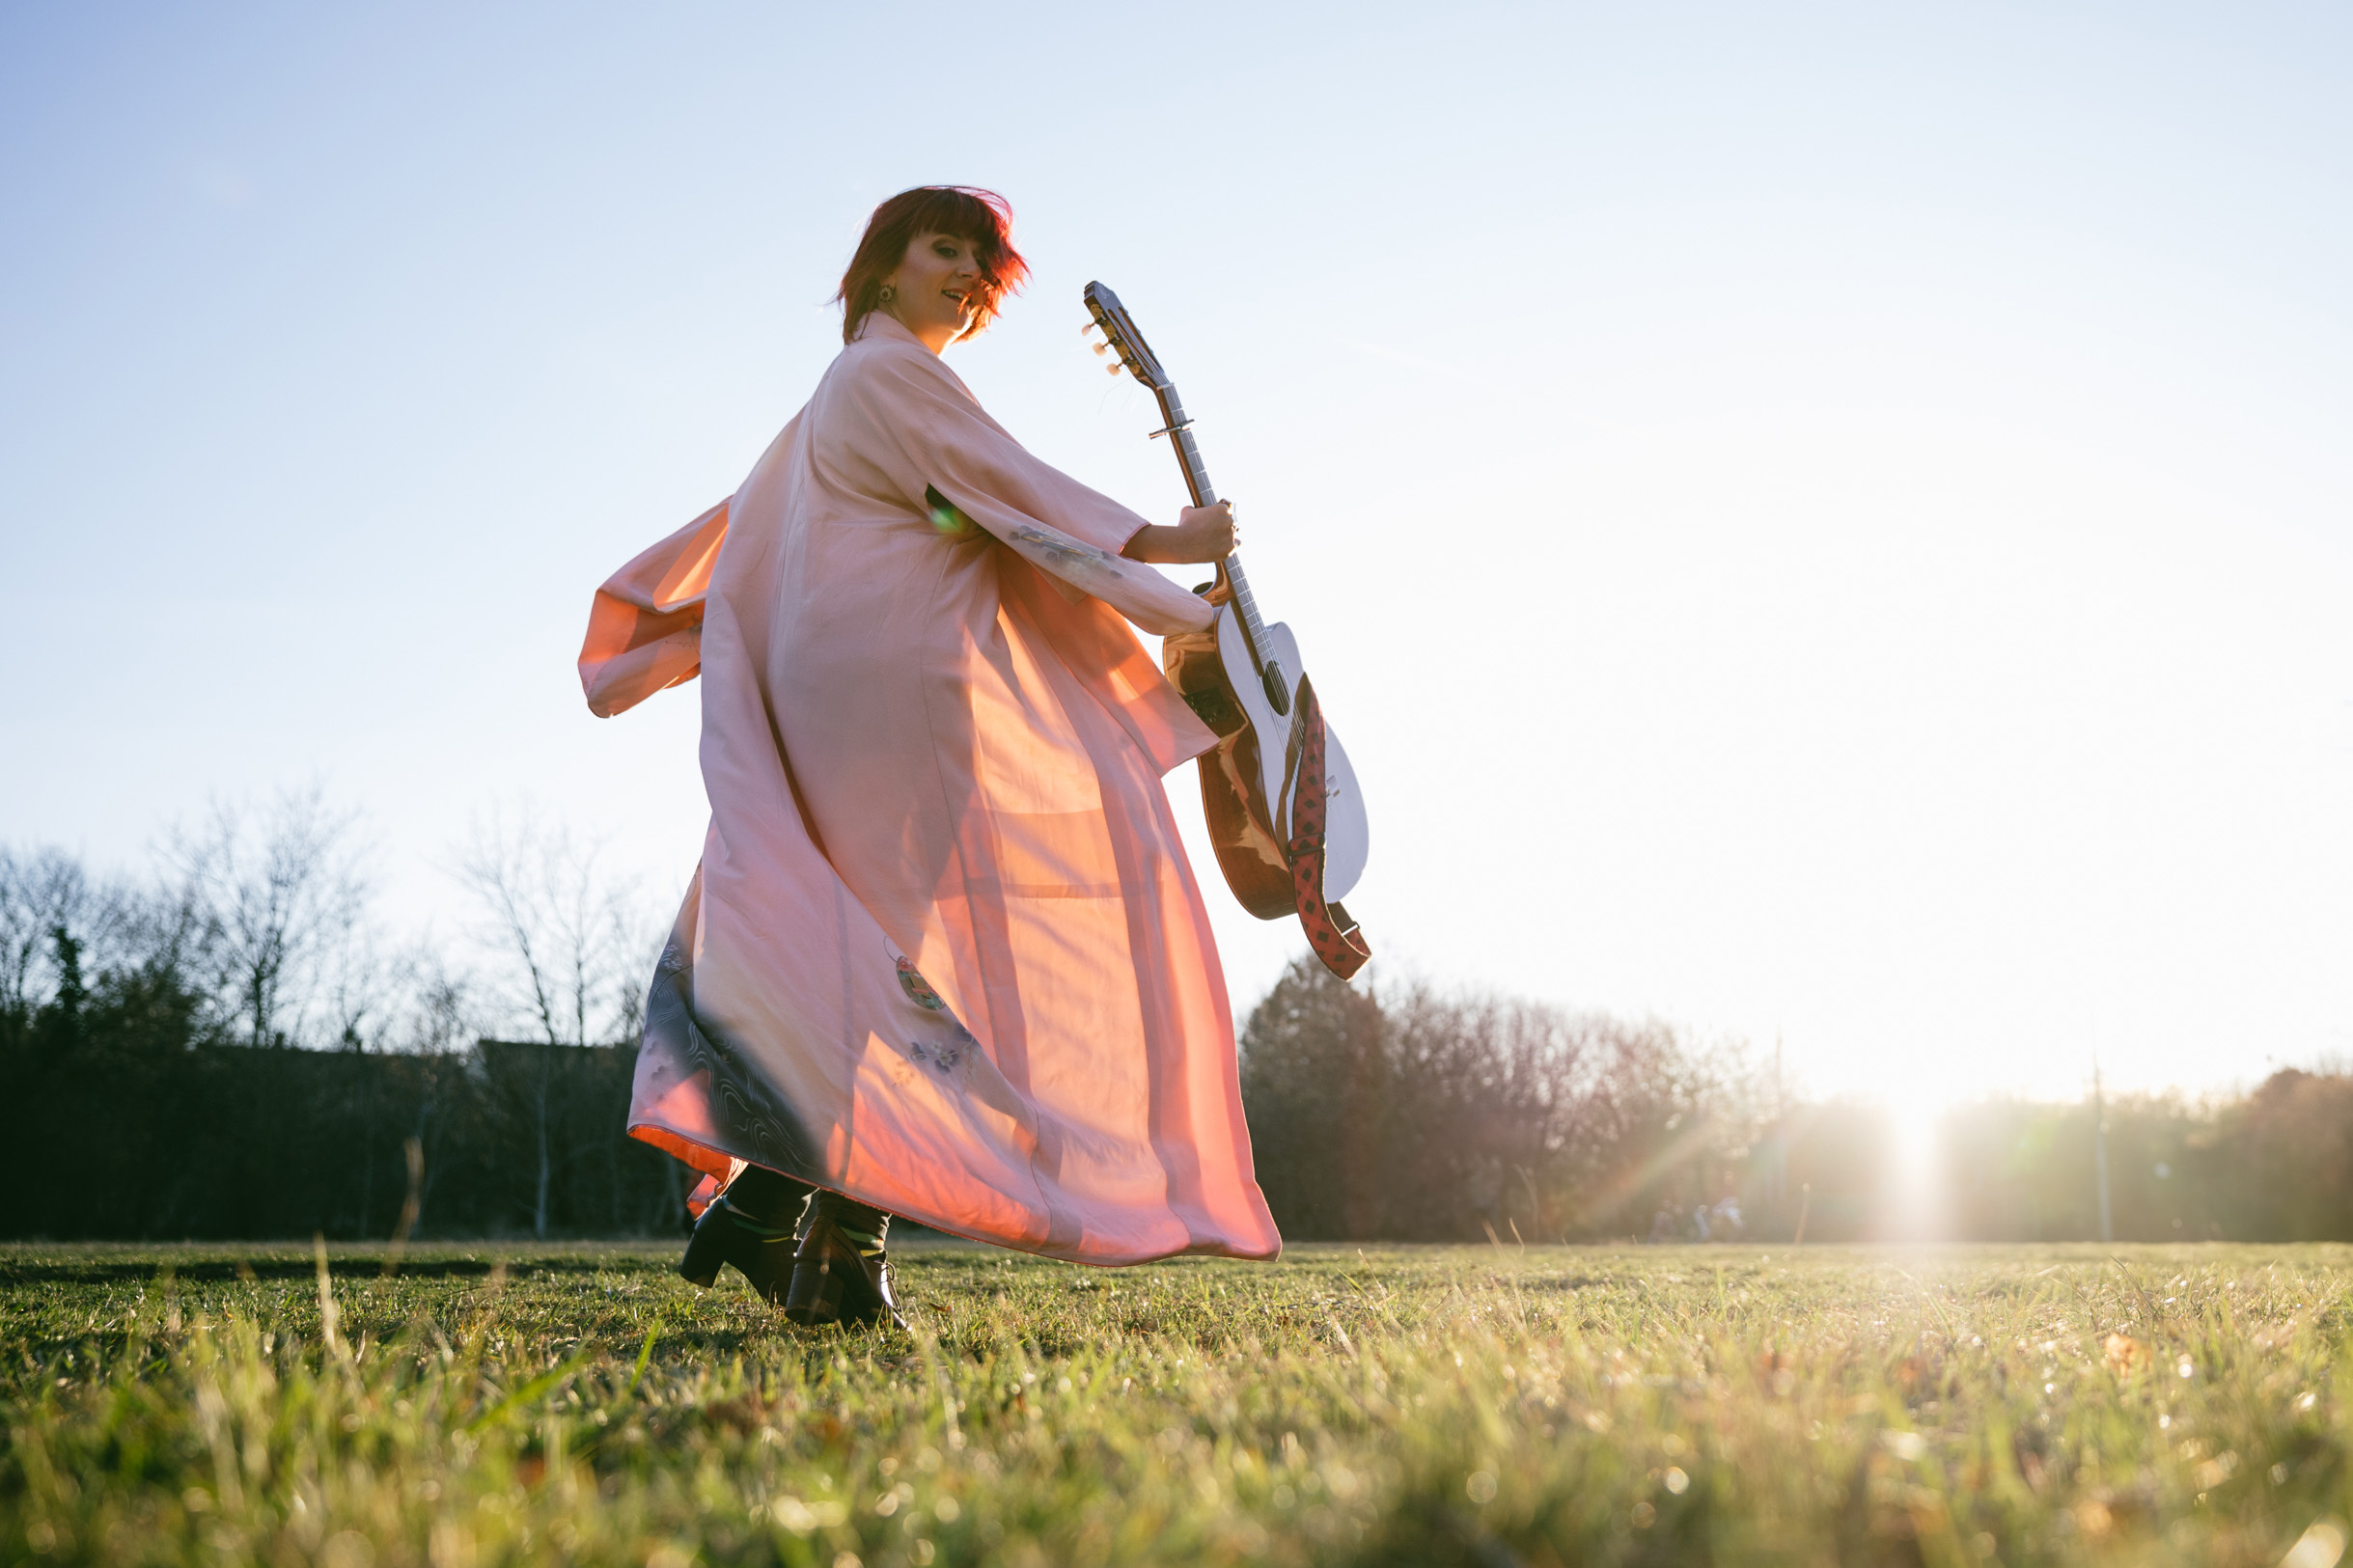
left=678, top=1167, right=807, bottom=1302
left=784, top=1215, right=907, bottom=1330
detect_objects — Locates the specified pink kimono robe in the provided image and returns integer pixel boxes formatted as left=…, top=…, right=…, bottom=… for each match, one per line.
left=578, top=312, right=1281, bottom=1264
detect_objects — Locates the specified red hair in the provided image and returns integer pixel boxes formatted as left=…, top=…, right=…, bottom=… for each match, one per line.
left=836, top=186, right=1029, bottom=344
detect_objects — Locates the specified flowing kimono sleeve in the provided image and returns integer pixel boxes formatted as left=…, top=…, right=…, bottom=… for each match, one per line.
left=577, top=499, right=731, bottom=716
left=834, top=345, right=1216, bottom=637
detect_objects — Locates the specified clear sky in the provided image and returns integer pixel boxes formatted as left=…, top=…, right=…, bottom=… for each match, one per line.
left=4, top=2, right=2348, bottom=1105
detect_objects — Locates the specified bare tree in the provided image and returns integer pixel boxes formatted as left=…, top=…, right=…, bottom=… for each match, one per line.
left=170, top=787, right=368, bottom=1050
left=319, top=900, right=397, bottom=1052
left=0, top=846, right=104, bottom=1020
left=455, top=806, right=639, bottom=1237
left=391, top=948, right=476, bottom=1058
left=373, top=947, right=480, bottom=1236
left=0, top=846, right=91, bottom=1018
left=0, top=847, right=178, bottom=1024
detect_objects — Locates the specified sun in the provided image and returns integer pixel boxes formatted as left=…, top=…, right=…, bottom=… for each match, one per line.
left=1877, top=1082, right=1958, bottom=1242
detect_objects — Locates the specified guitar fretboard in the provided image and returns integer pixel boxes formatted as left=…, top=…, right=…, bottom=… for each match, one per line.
left=1156, top=384, right=1274, bottom=675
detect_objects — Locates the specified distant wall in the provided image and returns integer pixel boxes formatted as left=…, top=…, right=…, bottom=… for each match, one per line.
left=0, top=1029, right=685, bottom=1241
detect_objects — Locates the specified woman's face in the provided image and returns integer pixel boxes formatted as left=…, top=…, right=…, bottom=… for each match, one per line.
left=883, top=231, right=984, bottom=348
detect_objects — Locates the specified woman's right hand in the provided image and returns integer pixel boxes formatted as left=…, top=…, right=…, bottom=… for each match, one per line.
left=1121, top=502, right=1239, bottom=565
left=1168, top=503, right=1238, bottom=563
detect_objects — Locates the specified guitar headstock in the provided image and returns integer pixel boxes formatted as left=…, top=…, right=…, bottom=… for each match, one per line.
left=1081, top=281, right=1173, bottom=394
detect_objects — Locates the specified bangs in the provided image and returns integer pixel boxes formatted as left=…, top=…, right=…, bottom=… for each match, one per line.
left=900, top=188, right=1017, bottom=279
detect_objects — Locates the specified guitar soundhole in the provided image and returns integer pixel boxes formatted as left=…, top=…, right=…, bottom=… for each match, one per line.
left=1183, top=686, right=1245, bottom=735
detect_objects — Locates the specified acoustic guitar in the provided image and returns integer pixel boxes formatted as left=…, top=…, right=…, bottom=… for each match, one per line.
left=1082, top=282, right=1370, bottom=972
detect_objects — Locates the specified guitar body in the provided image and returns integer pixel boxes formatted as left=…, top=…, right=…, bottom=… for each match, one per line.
left=1164, top=602, right=1370, bottom=921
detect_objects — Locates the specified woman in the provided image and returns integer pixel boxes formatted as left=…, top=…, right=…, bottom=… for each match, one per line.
left=578, top=187, right=1282, bottom=1327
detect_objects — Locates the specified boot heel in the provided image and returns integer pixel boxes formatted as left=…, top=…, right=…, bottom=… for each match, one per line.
left=785, top=1256, right=843, bottom=1324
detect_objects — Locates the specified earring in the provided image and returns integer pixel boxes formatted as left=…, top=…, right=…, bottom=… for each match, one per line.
left=877, top=285, right=897, bottom=303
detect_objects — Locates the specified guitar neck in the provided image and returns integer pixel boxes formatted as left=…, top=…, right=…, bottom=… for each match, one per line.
left=1155, top=386, right=1274, bottom=670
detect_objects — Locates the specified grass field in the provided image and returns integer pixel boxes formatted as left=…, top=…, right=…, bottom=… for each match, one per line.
left=3, top=1240, right=2349, bottom=1566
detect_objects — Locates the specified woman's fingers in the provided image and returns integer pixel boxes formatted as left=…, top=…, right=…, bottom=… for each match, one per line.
left=1176, top=502, right=1239, bottom=561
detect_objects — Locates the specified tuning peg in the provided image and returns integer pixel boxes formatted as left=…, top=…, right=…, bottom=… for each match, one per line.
left=1090, top=341, right=1107, bottom=356
left=1080, top=320, right=1097, bottom=337
left=1106, top=362, right=1123, bottom=377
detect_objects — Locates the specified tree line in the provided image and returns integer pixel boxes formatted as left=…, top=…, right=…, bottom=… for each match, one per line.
left=1239, top=958, right=2353, bottom=1246
left=7, top=799, right=2349, bottom=1244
